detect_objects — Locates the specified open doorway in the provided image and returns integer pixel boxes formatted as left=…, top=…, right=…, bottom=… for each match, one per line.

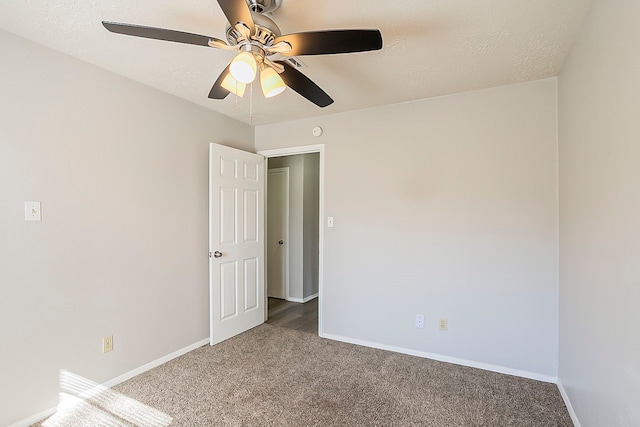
left=259, top=145, right=324, bottom=336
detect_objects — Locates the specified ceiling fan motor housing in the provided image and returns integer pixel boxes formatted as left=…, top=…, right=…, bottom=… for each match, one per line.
left=226, top=12, right=281, bottom=52
left=247, top=0, right=282, bottom=13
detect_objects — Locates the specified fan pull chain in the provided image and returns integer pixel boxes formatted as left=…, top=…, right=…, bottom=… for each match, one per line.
left=234, top=80, right=239, bottom=109
left=249, top=81, right=254, bottom=125
left=235, top=80, right=239, bottom=109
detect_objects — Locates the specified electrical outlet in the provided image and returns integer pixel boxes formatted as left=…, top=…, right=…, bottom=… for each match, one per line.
left=102, top=336, right=114, bottom=353
left=415, top=314, right=424, bottom=329
left=439, top=318, right=448, bottom=331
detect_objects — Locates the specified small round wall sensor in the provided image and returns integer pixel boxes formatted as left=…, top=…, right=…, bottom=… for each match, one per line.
left=312, top=126, right=323, bottom=137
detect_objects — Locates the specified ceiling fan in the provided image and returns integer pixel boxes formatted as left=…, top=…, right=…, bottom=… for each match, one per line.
left=102, top=0, right=383, bottom=108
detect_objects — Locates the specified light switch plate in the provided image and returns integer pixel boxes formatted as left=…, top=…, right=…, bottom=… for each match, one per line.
left=327, top=217, right=334, bottom=228
left=24, top=201, right=41, bottom=221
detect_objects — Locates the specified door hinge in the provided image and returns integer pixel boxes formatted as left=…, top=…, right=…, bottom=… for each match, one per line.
left=209, top=251, right=212, bottom=258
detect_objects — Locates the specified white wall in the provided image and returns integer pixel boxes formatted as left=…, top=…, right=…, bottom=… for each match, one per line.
left=558, top=0, right=640, bottom=425
left=0, top=30, right=253, bottom=426
left=256, top=78, right=559, bottom=377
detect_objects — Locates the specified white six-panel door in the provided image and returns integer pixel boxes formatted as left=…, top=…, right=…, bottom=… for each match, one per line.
left=209, top=143, right=265, bottom=345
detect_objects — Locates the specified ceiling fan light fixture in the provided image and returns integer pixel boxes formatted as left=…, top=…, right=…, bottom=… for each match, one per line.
left=102, top=0, right=382, bottom=108
left=229, top=51, right=257, bottom=84
left=260, top=66, right=286, bottom=98
left=221, top=73, right=246, bottom=97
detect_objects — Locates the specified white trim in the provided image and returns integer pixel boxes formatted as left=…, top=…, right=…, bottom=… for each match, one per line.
left=557, top=381, right=581, bottom=427
left=303, top=293, right=318, bottom=303
left=258, top=144, right=325, bottom=157
left=258, top=145, right=325, bottom=336
left=287, top=293, right=318, bottom=303
left=8, top=407, right=57, bottom=427
left=209, top=145, right=215, bottom=339
left=262, top=156, right=269, bottom=322
left=321, top=332, right=558, bottom=384
left=104, top=338, right=209, bottom=387
left=10, top=338, right=209, bottom=427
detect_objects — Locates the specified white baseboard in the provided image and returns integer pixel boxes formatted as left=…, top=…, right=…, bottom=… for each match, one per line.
left=320, top=332, right=558, bottom=384
left=13, top=334, right=565, bottom=426
left=103, top=338, right=209, bottom=388
left=10, top=338, right=210, bottom=427
left=287, top=293, right=318, bottom=303
left=557, top=381, right=581, bottom=427
left=8, top=406, right=58, bottom=427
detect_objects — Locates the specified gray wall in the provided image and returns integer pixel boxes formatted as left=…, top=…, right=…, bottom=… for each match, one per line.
left=303, top=153, right=320, bottom=298
left=0, top=30, right=253, bottom=426
left=256, top=78, right=560, bottom=378
left=558, top=0, right=640, bottom=425
left=12, top=4, right=640, bottom=423
left=268, top=155, right=304, bottom=300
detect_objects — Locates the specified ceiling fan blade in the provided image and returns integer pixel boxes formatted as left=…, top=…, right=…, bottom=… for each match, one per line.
left=278, top=62, right=333, bottom=108
left=274, top=30, right=383, bottom=56
left=217, top=0, right=255, bottom=33
left=209, top=65, right=232, bottom=99
left=102, top=21, right=225, bottom=47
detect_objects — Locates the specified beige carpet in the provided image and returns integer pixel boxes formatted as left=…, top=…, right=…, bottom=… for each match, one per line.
left=39, top=324, right=572, bottom=426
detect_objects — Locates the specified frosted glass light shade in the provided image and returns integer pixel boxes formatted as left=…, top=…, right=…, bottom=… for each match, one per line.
left=221, top=73, right=246, bottom=97
left=229, top=52, right=257, bottom=84
left=260, top=66, right=286, bottom=98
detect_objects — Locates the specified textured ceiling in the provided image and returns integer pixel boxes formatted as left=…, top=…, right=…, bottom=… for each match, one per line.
left=0, top=0, right=593, bottom=126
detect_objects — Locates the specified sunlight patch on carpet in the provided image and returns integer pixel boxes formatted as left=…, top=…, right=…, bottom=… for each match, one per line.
left=41, top=370, right=172, bottom=427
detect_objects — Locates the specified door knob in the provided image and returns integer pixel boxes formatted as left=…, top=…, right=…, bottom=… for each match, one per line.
left=278, top=240, right=284, bottom=245
left=213, top=251, right=223, bottom=258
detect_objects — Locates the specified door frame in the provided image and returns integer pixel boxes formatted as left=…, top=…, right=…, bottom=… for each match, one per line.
left=258, top=144, right=325, bottom=337
left=266, top=167, right=290, bottom=301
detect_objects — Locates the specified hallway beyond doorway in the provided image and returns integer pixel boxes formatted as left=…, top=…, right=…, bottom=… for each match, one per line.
left=266, top=298, right=318, bottom=334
